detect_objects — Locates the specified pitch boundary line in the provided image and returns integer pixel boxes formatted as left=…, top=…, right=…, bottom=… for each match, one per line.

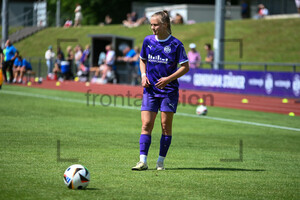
left=2, top=90, right=300, bottom=132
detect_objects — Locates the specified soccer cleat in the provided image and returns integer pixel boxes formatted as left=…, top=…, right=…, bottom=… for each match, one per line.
left=156, top=162, right=165, bottom=171
left=132, top=161, right=148, bottom=171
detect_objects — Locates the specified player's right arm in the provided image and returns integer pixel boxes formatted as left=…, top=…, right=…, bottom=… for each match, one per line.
left=140, top=58, right=150, bottom=88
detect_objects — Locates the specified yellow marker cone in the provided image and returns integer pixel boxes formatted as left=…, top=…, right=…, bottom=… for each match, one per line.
left=34, top=77, right=39, bottom=82
left=27, top=81, right=32, bottom=86
left=288, top=112, right=295, bottom=117
left=241, top=98, right=248, bottom=103
left=282, top=98, right=288, bottom=103
left=74, top=77, right=79, bottom=82
left=56, top=81, right=60, bottom=86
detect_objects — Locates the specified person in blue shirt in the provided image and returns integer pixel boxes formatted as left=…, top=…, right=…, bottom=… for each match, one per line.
left=3, top=40, right=17, bottom=83
left=117, top=45, right=137, bottom=85
left=13, top=55, right=32, bottom=84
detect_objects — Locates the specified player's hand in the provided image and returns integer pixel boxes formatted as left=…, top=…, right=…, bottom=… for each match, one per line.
left=155, top=77, right=170, bottom=89
left=142, top=76, right=150, bottom=88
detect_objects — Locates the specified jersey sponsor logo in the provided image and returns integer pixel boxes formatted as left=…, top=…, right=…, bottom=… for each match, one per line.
left=147, top=45, right=152, bottom=50
left=164, top=46, right=171, bottom=54
left=148, top=54, right=168, bottom=64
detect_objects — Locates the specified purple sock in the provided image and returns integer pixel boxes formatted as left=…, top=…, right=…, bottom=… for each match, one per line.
left=140, top=134, right=151, bottom=155
left=159, top=135, right=172, bottom=157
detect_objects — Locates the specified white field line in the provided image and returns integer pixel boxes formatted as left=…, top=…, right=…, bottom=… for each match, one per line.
left=2, top=90, right=300, bottom=132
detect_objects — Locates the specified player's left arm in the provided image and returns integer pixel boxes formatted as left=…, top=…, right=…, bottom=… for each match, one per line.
left=155, top=61, right=189, bottom=89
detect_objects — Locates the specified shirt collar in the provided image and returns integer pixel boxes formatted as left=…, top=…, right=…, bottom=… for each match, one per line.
left=155, top=35, right=172, bottom=42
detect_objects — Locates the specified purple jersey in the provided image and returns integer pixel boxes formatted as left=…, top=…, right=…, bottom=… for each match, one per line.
left=140, top=35, right=188, bottom=97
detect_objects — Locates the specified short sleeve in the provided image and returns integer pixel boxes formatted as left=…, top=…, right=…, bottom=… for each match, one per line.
left=140, top=38, right=147, bottom=60
left=177, top=44, right=188, bottom=65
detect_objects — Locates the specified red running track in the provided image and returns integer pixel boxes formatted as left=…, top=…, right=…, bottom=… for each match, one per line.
left=16, top=80, right=300, bottom=116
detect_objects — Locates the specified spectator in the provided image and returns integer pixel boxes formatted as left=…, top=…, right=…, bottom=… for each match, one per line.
left=53, top=53, right=64, bottom=80
left=117, top=45, right=136, bottom=62
left=74, top=45, right=83, bottom=72
left=255, top=4, right=269, bottom=19
left=188, top=43, right=201, bottom=69
left=66, top=46, right=74, bottom=72
left=0, top=47, right=3, bottom=89
left=45, top=45, right=55, bottom=76
left=64, top=19, right=73, bottom=28
left=94, top=44, right=116, bottom=84
left=57, top=46, right=65, bottom=61
left=0, top=46, right=3, bottom=87
left=13, top=55, right=32, bottom=83
left=296, top=0, right=300, bottom=13
left=74, top=3, right=83, bottom=27
left=77, top=44, right=90, bottom=80
left=105, top=15, right=112, bottom=25
left=117, top=45, right=137, bottom=85
left=65, top=46, right=74, bottom=80
left=173, top=13, right=184, bottom=24
left=241, top=0, right=249, bottom=19
left=130, top=46, right=141, bottom=85
left=12, top=52, right=21, bottom=83
left=80, top=45, right=90, bottom=68
left=3, top=40, right=17, bottom=83
left=0, top=46, right=3, bottom=69
left=123, top=12, right=147, bottom=28
left=204, top=43, right=214, bottom=63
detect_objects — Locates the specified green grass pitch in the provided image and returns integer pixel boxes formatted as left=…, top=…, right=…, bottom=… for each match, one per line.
left=0, top=85, right=299, bottom=199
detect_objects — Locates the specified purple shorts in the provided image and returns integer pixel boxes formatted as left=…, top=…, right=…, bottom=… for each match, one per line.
left=141, top=93, right=179, bottom=113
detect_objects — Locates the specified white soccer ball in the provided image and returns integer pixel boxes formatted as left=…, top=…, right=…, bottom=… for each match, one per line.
left=196, top=105, right=207, bottom=115
left=63, top=164, right=90, bottom=189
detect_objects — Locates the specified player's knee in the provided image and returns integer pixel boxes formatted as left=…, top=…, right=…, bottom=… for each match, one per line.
left=142, top=121, right=154, bottom=132
left=161, top=123, right=172, bottom=135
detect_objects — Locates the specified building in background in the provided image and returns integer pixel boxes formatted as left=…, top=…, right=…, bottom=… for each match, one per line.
left=0, top=0, right=47, bottom=27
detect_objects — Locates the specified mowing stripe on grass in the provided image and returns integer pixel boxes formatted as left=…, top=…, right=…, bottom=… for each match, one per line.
left=2, top=90, right=300, bottom=132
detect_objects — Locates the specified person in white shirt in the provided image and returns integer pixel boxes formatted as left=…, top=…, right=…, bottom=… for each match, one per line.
left=94, top=44, right=116, bottom=84
left=296, top=0, right=300, bottom=13
left=74, top=4, right=83, bottom=27
left=45, top=46, right=55, bottom=75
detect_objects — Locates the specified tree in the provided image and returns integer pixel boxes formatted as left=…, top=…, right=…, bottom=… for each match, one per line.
left=46, top=0, right=240, bottom=26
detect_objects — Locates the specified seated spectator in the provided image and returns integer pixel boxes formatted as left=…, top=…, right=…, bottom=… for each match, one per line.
left=64, top=19, right=73, bottom=28
left=204, top=43, right=214, bottom=63
left=94, top=44, right=116, bottom=84
left=255, top=4, right=269, bottom=19
left=20, top=57, right=32, bottom=82
left=12, top=52, right=22, bottom=83
left=173, top=13, right=184, bottom=24
left=123, top=12, right=147, bottom=28
left=77, top=45, right=90, bottom=81
left=188, top=43, right=201, bottom=69
left=74, top=44, right=83, bottom=72
left=13, top=54, right=32, bottom=84
left=53, top=53, right=64, bottom=80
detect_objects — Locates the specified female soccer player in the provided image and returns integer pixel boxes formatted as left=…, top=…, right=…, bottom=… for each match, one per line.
left=132, top=10, right=189, bottom=171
